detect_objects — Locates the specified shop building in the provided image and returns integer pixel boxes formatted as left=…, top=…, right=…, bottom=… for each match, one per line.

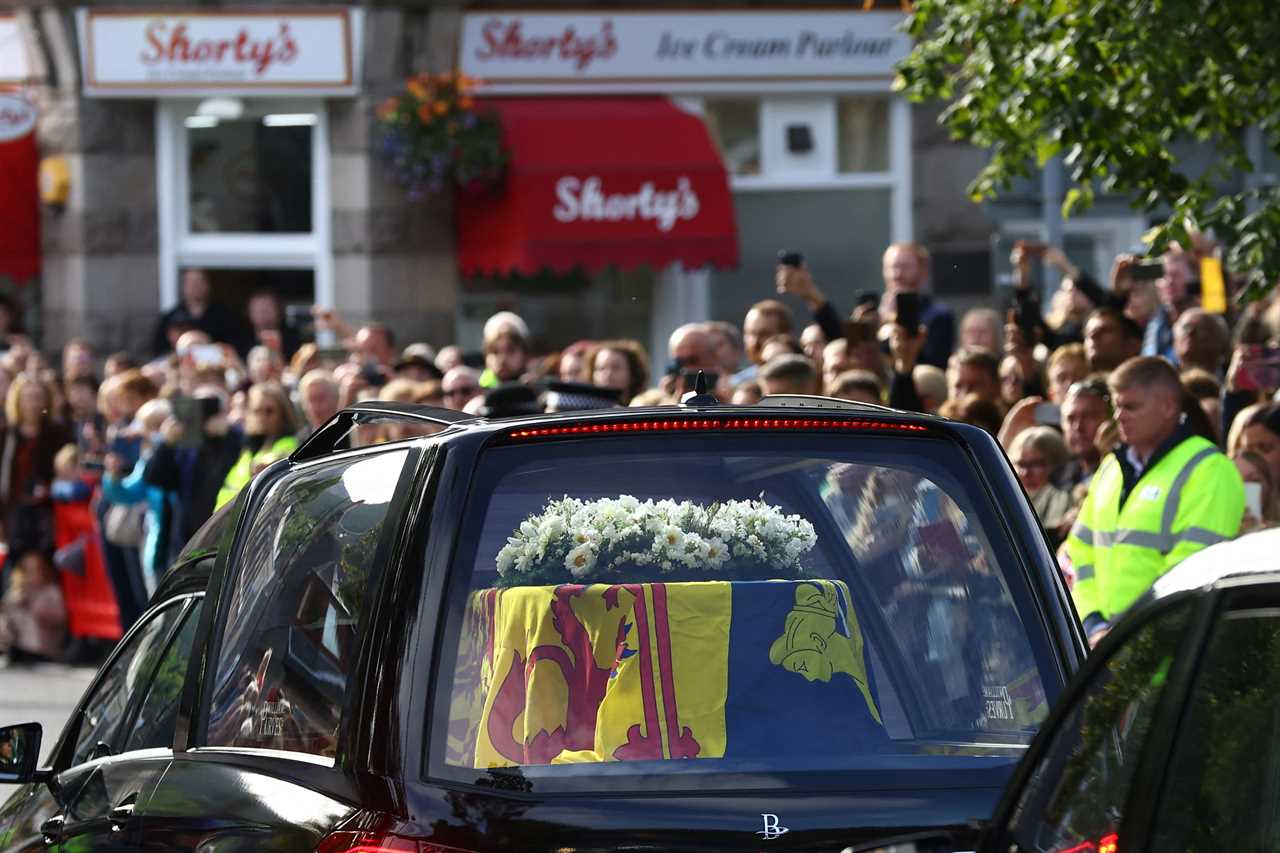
left=5, top=2, right=996, bottom=360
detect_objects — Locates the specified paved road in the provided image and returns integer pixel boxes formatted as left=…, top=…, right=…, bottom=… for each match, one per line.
left=0, top=662, right=95, bottom=764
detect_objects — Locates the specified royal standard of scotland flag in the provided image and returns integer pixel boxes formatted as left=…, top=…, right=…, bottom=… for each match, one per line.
left=448, top=579, right=885, bottom=769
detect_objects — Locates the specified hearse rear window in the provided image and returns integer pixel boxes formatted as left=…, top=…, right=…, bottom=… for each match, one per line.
left=428, top=434, right=1054, bottom=792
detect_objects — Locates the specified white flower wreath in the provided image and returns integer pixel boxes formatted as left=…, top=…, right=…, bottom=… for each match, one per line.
left=494, top=494, right=818, bottom=586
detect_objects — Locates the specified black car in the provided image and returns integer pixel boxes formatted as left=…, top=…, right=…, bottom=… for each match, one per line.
left=0, top=396, right=1086, bottom=851
left=967, top=530, right=1280, bottom=853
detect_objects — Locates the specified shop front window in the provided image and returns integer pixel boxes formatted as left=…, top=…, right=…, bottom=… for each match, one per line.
left=186, top=112, right=315, bottom=234
left=837, top=96, right=890, bottom=174
left=158, top=99, right=332, bottom=315
left=703, top=100, right=761, bottom=176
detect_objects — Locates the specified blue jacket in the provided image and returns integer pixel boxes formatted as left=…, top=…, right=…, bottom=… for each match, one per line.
left=1142, top=305, right=1176, bottom=362
left=102, top=456, right=178, bottom=592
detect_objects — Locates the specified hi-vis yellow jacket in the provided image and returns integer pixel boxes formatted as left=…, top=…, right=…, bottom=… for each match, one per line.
left=1067, top=434, right=1244, bottom=622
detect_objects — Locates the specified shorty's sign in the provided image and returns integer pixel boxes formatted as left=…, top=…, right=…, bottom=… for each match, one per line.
left=553, top=175, right=700, bottom=233
left=460, top=11, right=909, bottom=91
left=0, top=95, right=36, bottom=143
left=76, top=8, right=361, bottom=96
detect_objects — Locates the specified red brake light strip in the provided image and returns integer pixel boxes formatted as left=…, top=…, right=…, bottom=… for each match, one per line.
left=507, top=417, right=930, bottom=439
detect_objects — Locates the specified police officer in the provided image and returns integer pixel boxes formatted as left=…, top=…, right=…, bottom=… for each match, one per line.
left=1068, top=356, right=1244, bottom=646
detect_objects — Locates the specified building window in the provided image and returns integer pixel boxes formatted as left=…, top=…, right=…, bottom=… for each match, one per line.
left=186, top=113, right=315, bottom=234
left=703, top=100, right=761, bottom=176
left=157, top=100, right=334, bottom=312
left=837, top=96, right=890, bottom=174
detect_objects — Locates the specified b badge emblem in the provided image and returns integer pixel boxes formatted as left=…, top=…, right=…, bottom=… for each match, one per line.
left=757, top=813, right=790, bottom=840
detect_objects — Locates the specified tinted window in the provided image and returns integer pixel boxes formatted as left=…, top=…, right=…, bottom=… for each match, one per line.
left=72, top=601, right=187, bottom=765
left=177, top=502, right=234, bottom=563
left=1005, top=600, right=1191, bottom=853
left=205, top=450, right=408, bottom=759
left=1153, top=608, right=1280, bottom=850
left=124, top=600, right=203, bottom=753
left=431, top=435, right=1055, bottom=792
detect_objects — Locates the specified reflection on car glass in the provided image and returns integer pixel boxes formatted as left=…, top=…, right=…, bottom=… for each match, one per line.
left=205, top=450, right=408, bottom=760
left=434, top=441, right=1050, bottom=789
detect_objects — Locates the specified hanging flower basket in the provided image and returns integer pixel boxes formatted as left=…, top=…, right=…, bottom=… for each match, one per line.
left=376, top=71, right=507, bottom=201
left=493, top=495, right=819, bottom=587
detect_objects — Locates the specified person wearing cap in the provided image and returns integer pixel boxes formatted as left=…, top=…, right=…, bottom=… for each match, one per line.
left=1067, top=356, right=1244, bottom=646
left=394, top=353, right=443, bottom=383
left=540, top=381, right=622, bottom=413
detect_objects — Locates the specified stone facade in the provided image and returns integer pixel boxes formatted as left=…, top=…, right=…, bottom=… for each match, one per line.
left=16, top=0, right=1000, bottom=357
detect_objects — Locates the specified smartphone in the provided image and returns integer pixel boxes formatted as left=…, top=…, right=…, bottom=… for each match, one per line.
left=1034, top=402, right=1061, bottom=426
left=314, top=346, right=349, bottom=365
left=777, top=250, right=804, bottom=268
left=190, top=343, right=225, bottom=369
left=855, top=290, right=881, bottom=311
left=1240, top=347, right=1280, bottom=391
left=170, top=396, right=216, bottom=449
left=1130, top=260, right=1165, bottom=281
left=681, top=369, right=719, bottom=393
left=894, top=291, right=921, bottom=331
left=1245, top=482, right=1264, bottom=520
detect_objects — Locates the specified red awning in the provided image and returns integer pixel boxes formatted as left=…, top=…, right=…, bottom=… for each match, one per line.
left=0, top=93, right=39, bottom=284
left=457, top=97, right=739, bottom=277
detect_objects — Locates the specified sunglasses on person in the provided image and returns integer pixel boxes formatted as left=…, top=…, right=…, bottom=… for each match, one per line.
left=444, top=385, right=479, bottom=398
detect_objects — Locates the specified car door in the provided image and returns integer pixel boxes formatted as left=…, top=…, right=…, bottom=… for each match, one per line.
left=980, top=579, right=1280, bottom=853
left=28, top=594, right=200, bottom=851
left=131, top=450, right=416, bottom=849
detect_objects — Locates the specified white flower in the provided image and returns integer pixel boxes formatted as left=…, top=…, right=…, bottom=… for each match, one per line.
left=705, top=538, right=729, bottom=568
left=564, top=543, right=597, bottom=577
left=496, top=547, right=516, bottom=576
left=659, top=525, right=684, bottom=550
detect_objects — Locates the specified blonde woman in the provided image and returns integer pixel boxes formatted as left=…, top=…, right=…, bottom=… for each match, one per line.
left=216, top=382, right=298, bottom=508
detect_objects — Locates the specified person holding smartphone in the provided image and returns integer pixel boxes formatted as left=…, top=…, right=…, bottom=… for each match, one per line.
left=877, top=242, right=955, bottom=369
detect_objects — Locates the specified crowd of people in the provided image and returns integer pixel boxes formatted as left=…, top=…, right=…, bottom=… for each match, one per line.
left=0, top=230, right=1274, bottom=662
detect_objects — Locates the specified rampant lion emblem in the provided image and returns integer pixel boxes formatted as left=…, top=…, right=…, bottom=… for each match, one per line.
left=768, top=582, right=881, bottom=724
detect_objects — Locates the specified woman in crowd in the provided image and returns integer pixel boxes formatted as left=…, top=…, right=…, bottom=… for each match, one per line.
left=1008, top=426, right=1073, bottom=547
left=217, top=382, right=298, bottom=509
left=0, top=374, right=72, bottom=574
left=587, top=340, right=649, bottom=406
left=1233, top=448, right=1280, bottom=533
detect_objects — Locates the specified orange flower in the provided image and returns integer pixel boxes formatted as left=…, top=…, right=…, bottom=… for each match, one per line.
left=417, top=103, right=434, bottom=123
left=376, top=97, right=399, bottom=120
left=458, top=95, right=475, bottom=111
left=406, top=79, right=428, bottom=101
left=456, top=73, right=476, bottom=92
left=433, top=100, right=449, bottom=116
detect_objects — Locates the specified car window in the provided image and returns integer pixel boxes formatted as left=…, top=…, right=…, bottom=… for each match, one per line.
left=123, top=599, right=203, bottom=753
left=1151, top=607, right=1280, bottom=850
left=430, top=434, right=1057, bottom=793
left=177, top=501, right=234, bottom=563
left=1003, top=600, right=1192, bottom=853
left=71, top=600, right=188, bottom=766
left=204, top=449, right=408, bottom=760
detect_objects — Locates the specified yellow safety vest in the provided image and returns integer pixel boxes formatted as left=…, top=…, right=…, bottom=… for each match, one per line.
left=215, top=434, right=298, bottom=510
left=1067, top=434, right=1243, bottom=621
